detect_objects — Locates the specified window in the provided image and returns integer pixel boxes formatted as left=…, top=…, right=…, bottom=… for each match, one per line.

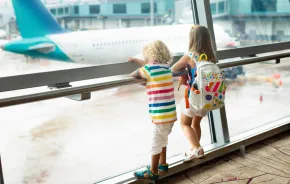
left=74, top=6, right=79, bottom=14
left=113, top=4, right=126, bottom=14
left=252, top=0, right=277, bottom=12
left=50, top=8, right=56, bottom=15
left=141, top=2, right=157, bottom=13
left=218, top=1, right=225, bottom=14
left=210, top=0, right=288, bottom=51
left=65, top=7, right=69, bottom=14
left=90, top=5, right=100, bottom=14
left=1, top=0, right=194, bottom=87
left=210, top=3, right=217, bottom=15
left=58, top=8, right=64, bottom=15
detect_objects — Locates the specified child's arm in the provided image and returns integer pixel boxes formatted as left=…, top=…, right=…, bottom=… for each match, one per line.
left=129, top=68, right=147, bottom=86
left=129, top=69, right=141, bottom=78
left=128, top=57, right=147, bottom=66
left=171, top=55, right=191, bottom=72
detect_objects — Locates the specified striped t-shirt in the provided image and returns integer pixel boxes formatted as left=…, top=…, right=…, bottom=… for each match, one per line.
left=138, top=64, right=177, bottom=124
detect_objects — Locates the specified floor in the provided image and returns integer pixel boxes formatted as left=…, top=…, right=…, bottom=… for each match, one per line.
left=157, top=130, right=290, bottom=184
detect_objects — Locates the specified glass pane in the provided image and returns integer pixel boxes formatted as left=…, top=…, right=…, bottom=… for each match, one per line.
left=225, top=59, right=290, bottom=136
left=210, top=0, right=290, bottom=50
left=89, top=5, right=100, bottom=14
left=0, top=81, right=212, bottom=183
left=0, top=0, right=194, bottom=78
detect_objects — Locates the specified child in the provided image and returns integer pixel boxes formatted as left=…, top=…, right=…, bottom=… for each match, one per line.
left=129, top=40, right=177, bottom=181
left=171, top=25, right=217, bottom=162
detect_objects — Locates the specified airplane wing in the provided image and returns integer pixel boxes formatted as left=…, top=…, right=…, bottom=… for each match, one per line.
left=28, top=43, right=55, bottom=53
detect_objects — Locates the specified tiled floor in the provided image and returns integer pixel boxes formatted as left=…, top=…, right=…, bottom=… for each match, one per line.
left=157, top=130, right=290, bottom=184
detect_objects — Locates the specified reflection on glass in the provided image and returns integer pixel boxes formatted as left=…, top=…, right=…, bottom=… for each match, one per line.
left=210, top=0, right=290, bottom=50
left=225, top=60, right=290, bottom=136
left=0, top=0, right=195, bottom=77
left=0, top=81, right=212, bottom=183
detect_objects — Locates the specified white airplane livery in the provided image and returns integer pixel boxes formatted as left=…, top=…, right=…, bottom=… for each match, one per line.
left=1, top=0, right=235, bottom=65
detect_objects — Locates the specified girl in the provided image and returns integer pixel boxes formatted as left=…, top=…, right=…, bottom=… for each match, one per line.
left=171, top=25, right=217, bottom=162
left=129, top=40, right=177, bottom=180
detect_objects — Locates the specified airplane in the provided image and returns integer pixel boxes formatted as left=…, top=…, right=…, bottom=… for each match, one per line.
left=1, top=0, right=237, bottom=66
left=0, top=30, right=7, bottom=39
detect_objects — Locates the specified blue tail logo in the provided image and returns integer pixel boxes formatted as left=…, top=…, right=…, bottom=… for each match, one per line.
left=12, top=0, right=67, bottom=38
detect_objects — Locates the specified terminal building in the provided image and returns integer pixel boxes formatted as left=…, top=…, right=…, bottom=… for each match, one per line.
left=45, top=0, right=176, bottom=30
left=1, top=0, right=290, bottom=43
left=211, top=0, right=290, bottom=42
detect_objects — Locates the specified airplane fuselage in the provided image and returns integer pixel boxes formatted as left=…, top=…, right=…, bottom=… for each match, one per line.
left=3, top=24, right=232, bottom=65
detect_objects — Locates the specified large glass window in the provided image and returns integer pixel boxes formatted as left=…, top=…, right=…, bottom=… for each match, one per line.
left=218, top=1, right=225, bottom=14
left=58, top=8, right=63, bottom=16
left=210, top=0, right=290, bottom=50
left=74, top=6, right=79, bottom=14
left=113, top=4, right=126, bottom=14
left=89, top=5, right=100, bottom=14
left=141, top=2, right=157, bottom=13
left=211, top=3, right=217, bottom=15
left=65, top=7, right=69, bottom=15
left=50, top=8, right=56, bottom=15
left=0, top=80, right=212, bottom=183
left=0, top=0, right=193, bottom=80
left=252, top=0, right=277, bottom=12
left=223, top=59, right=289, bottom=136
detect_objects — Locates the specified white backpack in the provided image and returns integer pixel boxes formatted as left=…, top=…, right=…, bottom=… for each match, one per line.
left=189, top=54, right=226, bottom=112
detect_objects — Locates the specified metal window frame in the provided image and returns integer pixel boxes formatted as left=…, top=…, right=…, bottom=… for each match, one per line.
left=195, top=0, right=230, bottom=145
left=0, top=155, right=4, bottom=184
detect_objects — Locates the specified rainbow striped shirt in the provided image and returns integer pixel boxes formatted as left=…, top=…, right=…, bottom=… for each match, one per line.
left=138, top=64, right=177, bottom=124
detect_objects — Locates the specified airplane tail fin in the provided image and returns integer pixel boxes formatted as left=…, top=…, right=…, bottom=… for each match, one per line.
left=12, top=0, right=67, bottom=38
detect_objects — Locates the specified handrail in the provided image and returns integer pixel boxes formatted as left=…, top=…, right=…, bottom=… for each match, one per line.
left=0, top=51, right=290, bottom=108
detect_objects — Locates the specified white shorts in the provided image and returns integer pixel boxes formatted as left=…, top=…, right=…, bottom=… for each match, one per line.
left=151, top=123, right=174, bottom=155
left=180, top=99, right=208, bottom=118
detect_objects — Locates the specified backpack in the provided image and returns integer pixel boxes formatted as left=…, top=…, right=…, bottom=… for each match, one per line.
left=188, top=53, right=226, bottom=112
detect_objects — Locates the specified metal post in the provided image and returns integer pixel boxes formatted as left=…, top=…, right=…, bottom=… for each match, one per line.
left=195, top=0, right=230, bottom=144
left=0, top=155, right=4, bottom=184
left=150, top=0, right=154, bottom=26
left=191, top=0, right=199, bottom=24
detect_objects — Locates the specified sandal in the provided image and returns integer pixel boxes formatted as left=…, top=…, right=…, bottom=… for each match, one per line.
left=158, top=163, right=169, bottom=172
left=134, top=166, right=159, bottom=181
left=183, top=147, right=204, bottom=162
left=147, top=164, right=169, bottom=172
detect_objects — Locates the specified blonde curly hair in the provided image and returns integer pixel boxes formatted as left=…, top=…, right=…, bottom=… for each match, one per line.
left=143, top=40, right=172, bottom=64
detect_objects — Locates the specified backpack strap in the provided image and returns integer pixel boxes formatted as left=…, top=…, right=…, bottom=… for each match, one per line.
left=198, top=53, right=208, bottom=61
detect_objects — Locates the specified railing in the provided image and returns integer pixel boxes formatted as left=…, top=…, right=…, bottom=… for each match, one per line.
left=1, top=51, right=290, bottom=108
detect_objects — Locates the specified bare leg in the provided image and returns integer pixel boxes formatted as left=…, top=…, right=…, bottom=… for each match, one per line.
left=159, top=147, right=167, bottom=165
left=192, top=115, right=202, bottom=141
left=150, top=153, right=160, bottom=174
left=180, top=113, right=201, bottom=150
left=138, top=153, right=160, bottom=179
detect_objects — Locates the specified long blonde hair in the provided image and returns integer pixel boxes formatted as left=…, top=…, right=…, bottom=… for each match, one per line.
left=143, top=40, right=172, bottom=64
left=189, top=25, right=217, bottom=63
